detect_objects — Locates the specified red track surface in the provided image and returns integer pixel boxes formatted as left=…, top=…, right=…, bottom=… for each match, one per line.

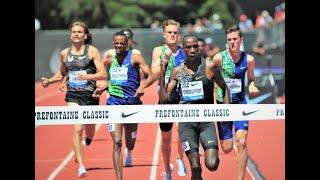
left=35, top=82, right=284, bottom=180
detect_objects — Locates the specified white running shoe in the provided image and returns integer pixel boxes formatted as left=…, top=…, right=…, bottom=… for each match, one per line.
left=124, top=148, right=132, bottom=167
left=177, top=158, right=187, bottom=176
left=78, top=166, right=87, bottom=177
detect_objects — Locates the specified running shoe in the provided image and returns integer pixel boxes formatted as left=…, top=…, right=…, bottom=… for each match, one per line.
left=78, top=166, right=87, bottom=178
left=177, top=158, right=187, bottom=176
left=124, top=148, right=132, bottom=167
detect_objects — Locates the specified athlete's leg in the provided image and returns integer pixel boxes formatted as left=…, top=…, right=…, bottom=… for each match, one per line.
left=68, top=102, right=87, bottom=177
left=175, top=123, right=187, bottom=176
left=124, top=123, right=138, bottom=151
left=72, top=124, right=85, bottom=167
left=123, top=123, right=138, bottom=167
left=84, top=124, right=95, bottom=145
left=234, top=122, right=249, bottom=180
left=217, top=121, right=234, bottom=153
left=199, top=122, right=219, bottom=171
left=187, top=152, right=202, bottom=180
left=179, top=122, right=202, bottom=180
left=110, top=123, right=123, bottom=180
left=160, top=123, right=173, bottom=175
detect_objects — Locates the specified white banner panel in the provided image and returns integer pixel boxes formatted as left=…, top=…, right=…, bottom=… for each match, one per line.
left=35, top=104, right=285, bottom=125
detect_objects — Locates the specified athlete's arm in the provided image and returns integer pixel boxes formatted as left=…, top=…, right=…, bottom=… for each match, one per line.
left=41, top=49, right=67, bottom=88
left=159, top=61, right=178, bottom=104
left=103, top=49, right=113, bottom=67
left=77, top=46, right=107, bottom=81
left=132, top=53, right=153, bottom=97
left=150, top=46, right=162, bottom=84
left=247, top=54, right=259, bottom=97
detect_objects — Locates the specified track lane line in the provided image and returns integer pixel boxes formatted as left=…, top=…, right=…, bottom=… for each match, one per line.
left=47, top=124, right=102, bottom=179
left=150, top=128, right=161, bottom=180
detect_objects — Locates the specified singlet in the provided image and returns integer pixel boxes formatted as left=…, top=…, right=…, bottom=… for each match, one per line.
left=217, top=50, right=248, bottom=103
left=161, top=45, right=186, bottom=104
left=177, top=58, right=214, bottom=104
left=108, top=50, right=140, bottom=98
left=161, top=45, right=186, bottom=85
left=64, top=44, right=96, bottom=92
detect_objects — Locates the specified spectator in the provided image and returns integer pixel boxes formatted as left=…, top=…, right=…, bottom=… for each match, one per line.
left=238, top=14, right=254, bottom=33
left=211, top=13, right=223, bottom=31
left=150, top=20, right=161, bottom=31
left=193, top=18, right=205, bottom=33
left=274, top=5, right=285, bottom=23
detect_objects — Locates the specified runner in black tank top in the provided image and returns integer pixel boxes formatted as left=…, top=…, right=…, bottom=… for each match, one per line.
left=40, top=21, right=107, bottom=178
left=158, top=35, right=231, bottom=180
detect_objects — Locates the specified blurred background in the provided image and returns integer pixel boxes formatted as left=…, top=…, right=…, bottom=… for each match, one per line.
left=35, top=0, right=285, bottom=104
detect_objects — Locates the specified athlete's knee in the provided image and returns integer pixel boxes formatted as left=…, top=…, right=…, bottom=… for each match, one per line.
left=125, top=138, right=136, bottom=150
left=113, top=138, right=122, bottom=151
left=206, top=156, right=220, bottom=171
left=73, top=126, right=83, bottom=136
left=221, top=143, right=233, bottom=153
left=235, top=138, right=247, bottom=151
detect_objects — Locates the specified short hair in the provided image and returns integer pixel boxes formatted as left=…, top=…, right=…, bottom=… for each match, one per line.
left=162, top=19, right=180, bottom=30
left=120, top=28, right=134, bottom=39
left=225, top=25, right=243, bottom=38
left=197, top=38, right=205, bottom=45
left=70, top=21, right=92, bottom=44
left=182, top=35, right=198, bottom=47
left=113, top=31, right=128, bottom=44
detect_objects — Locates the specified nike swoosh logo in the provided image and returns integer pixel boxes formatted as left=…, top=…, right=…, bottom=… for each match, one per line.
left=240, top=66, right=246, bottom=70
left=242, top=110, right=259, bottom=116
left=78, top=55, right=86, bottom=60
left=121, top=111, right=139, bottom=118
left=195, top=75, right=205, bottom=80
left=191, top=82, right=199, bottom=86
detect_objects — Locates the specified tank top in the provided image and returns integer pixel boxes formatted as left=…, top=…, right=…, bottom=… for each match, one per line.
left=161, top=45, right=186, bottom=85
left=177, top=58, right=214, bottom=104
left=217, top=50, right=248, bottom=103
left=64, top=44, right=96, bottom=92
left=108, top=50, right=140, bottom=98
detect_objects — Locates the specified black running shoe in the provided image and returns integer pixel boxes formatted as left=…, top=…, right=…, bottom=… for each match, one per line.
left=85, top=137, right=92, bottom=146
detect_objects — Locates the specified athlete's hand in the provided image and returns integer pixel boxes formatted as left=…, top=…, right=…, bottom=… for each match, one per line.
left=249, top=83, right=259, bottom=97
left=41, top=77, right=50, bottom=88
left=59, top=81, right=67, bottom=92
left=135, top=86, right=145, bottom=98
left=76, top=72, right=88, bottom=80
left=92, top=89, right=103, bottom=98
left=165, top=49, right=172, bottom=61
left=160, top=59, right=169, bottom=74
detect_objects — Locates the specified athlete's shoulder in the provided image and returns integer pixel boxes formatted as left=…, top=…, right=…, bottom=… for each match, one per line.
left=131, top=49, right=141, bottom=55
left=60, top=48, right=68, bottom=56
left=212, top=51, right=223, bottom=61
left=152, top=46, right=162, bottom=56
left=104, top=49, right=115, bottom=56
left=88, top=45, right=99, bottom=52
left=245, top=52, right=254, bottom=62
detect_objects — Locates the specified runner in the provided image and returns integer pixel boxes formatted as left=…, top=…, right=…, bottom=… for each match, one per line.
left=41, top=21, right=107, bottom=177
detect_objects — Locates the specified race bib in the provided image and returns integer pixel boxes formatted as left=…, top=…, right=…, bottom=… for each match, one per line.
left=110, top=67, right=128, bottom=84
left=68, top=70, right=88, bottom=87
left=224, top=78, right=241, bottom=94
left=181, top=81, right=204, bottom=101
left=107, top=123, right=115, bottom=132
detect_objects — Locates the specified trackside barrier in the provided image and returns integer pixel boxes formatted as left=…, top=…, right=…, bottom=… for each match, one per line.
left=35, top=104, right=285, bottom=125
